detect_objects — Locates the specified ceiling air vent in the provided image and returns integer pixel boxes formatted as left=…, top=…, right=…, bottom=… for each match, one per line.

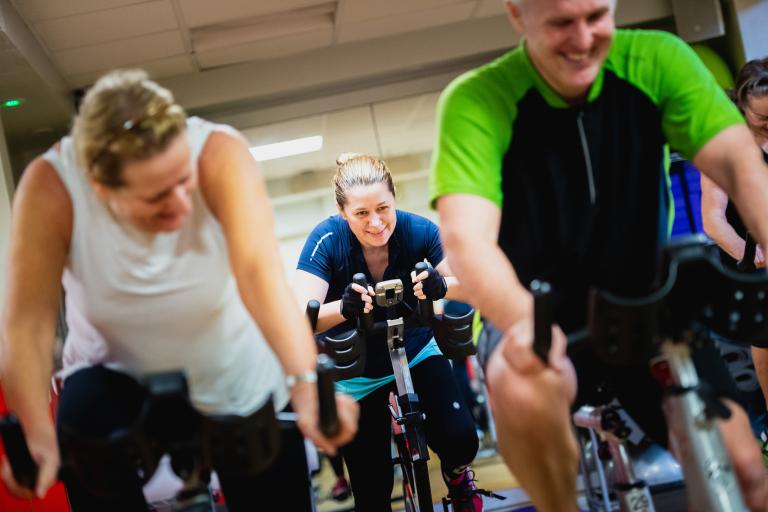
left=190, top=2, right=337, bottom=53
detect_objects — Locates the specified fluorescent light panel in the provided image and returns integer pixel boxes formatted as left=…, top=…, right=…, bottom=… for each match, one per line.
left=250, top=135, right=323, bottom=161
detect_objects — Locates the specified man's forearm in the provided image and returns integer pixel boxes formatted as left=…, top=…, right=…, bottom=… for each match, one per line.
left=442, top=234, right=531, bottom=333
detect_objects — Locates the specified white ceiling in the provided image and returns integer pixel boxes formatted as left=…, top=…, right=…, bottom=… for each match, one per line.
left=246, top=91, right=440, bottom=181
left=10, top=0, right=507, bottom=89
left=0, top=0, right=676, bottom=180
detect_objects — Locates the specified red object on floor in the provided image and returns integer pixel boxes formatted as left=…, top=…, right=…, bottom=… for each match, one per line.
left=0, top=385, right=70, bottom=511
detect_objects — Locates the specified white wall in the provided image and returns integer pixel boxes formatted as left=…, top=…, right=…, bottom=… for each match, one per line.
left=733, top=0, right=768, bottom=62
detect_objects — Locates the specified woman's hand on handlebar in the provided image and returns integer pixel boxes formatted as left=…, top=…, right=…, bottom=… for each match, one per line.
left=340, top=282, right=374, bottom=320
left=411, top=266, right=447, bottom=301
left=290, top=381, right=359, bottom=456
left=0, top=425, right=59, bottom=499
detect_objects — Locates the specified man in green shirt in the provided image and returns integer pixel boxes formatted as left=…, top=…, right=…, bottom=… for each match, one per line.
left=431, top=0, right=768, bottom=510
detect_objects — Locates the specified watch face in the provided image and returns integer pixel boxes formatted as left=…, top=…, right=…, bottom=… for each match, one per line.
left=375, top=279, right=404, bottom=307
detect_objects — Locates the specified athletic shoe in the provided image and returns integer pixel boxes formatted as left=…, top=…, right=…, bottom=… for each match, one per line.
left=445, top=467, right=483, bottom=512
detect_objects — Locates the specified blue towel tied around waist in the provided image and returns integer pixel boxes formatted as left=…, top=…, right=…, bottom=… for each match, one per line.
left=335, top=338, right=443, bottom=401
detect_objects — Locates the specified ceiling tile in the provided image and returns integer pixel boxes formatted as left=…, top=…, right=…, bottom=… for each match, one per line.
left=64, top=55, right=196, bottom=89
left=474, top=0, right=507, bottom=18
left=243, top=106, right=379, bottom=181
left=192, top=11, right=333, bottom=52
left=140, top=55, right=197, bottom=79
left=374, top=93, right=440, bottom=157
left=10, top=0, right=146, bottom=22
left=0, top=48, right=30, bottom=77
left=338, top=0, right=470, bottom=23
left=195, top=28, right=333, bottom=69
left=53, top=31, right=185, bottom=76
left=34, top=1, right=177, bottom=50
left=179, top=0, right=333, bottom=28
left=336, top=2, right=475, bottom=44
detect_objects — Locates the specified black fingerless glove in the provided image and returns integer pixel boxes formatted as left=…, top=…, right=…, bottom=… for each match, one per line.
left=419, top=265, right=448, bottom=300
left=340, top=283, right=366, bottom=321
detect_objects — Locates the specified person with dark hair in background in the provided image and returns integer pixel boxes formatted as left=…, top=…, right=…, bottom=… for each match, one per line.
left=702, top=57, right=768, bottom=462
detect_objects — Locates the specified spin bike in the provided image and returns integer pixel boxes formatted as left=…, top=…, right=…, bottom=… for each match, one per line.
left=531, top=236, right=768, bottom=512
left=0, top=342, right=340, bottom=511
left=315, top=263, right=502, bottom=512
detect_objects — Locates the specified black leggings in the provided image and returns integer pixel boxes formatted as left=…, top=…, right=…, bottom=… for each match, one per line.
left=341, top=355, right=478, bottom=512
left=57, top=365, right=311, bottom=512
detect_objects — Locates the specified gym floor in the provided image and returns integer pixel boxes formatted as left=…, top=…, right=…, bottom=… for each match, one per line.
left=314, top=448, right=521, bottom=512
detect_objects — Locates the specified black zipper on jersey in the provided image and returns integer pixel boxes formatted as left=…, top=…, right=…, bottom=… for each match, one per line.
left=576, top=110, right=596, bottom=205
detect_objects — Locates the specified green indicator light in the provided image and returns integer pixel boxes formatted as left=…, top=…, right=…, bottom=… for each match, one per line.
left=2, top=99, right=23, bottom=108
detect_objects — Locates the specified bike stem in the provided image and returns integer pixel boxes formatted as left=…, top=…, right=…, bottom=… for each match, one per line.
left=387, top=305, right=415, bottom=397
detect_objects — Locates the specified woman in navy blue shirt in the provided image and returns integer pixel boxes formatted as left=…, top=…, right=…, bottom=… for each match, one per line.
left=295, top=154, right=481, bottom=512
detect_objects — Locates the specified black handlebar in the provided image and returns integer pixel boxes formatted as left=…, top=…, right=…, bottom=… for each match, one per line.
left=0, top=360, right=341, bottom=493
left=317, top=354, right=340, bottom=437
left=527, top=237, right=768, bottom=367
left=588, top=237, right=768, bottom=365
left=353, top=273, right=374, bottom=333
left=0, top=414, right=38, bottom=490
left=304, top=300, right=340, bottom=438
left=737, top=232, right=757, bottom=272
left=314, top=264, right=476, bottom=379
left=306, top=299, right=320, bottom=331
left=414, top=262, right=434, bottom=324
left=531, top=280, right=553, bottom=363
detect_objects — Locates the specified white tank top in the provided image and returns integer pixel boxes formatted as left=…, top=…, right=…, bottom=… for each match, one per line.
left=43, top=117, right=288, bottom=415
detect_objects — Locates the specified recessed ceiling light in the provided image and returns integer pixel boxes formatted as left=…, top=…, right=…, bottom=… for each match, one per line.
left=249, top=135, right=323, bottom=162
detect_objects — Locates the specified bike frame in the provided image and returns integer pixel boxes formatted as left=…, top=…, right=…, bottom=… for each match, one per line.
left=566, top=237, right=765, bottom=512
left=377, top=278, right=433, bottom=512
left=574, top=405, right=655, bottom=512
left=651, top=338, right=747, bottom=512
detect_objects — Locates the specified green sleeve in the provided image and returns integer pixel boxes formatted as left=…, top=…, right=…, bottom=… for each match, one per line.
left=429, top=72, right=514, bottom=208
left=618, top=31, right=743, bottom=159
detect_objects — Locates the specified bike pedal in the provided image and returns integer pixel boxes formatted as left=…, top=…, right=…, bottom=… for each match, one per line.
left=476, top=488, right=506, bottom=500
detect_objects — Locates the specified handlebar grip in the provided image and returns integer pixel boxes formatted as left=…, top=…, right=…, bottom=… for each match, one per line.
left=531, top=280, right=552, bottom=363
left=0, top=414, right=39, bottom=490
left=737, top=232, right=757, bottom=272
left=352, top=273, right=374, bottom=333
left=306, top=300, right=320, bottom=331
left=413, top=262, right=434, bottom=323
left=317, top=354, right=340, bottom=437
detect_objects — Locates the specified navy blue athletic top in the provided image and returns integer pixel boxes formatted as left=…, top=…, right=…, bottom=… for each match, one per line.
left=297, top=210, right=444, bottom=377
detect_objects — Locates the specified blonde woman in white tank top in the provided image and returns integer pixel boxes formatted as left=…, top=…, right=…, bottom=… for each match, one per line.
left=0, top=69, right=357, bottom=510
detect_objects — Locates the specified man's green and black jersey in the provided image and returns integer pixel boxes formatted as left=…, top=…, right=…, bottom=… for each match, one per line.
left=430, top=29, right=743, bottom=333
